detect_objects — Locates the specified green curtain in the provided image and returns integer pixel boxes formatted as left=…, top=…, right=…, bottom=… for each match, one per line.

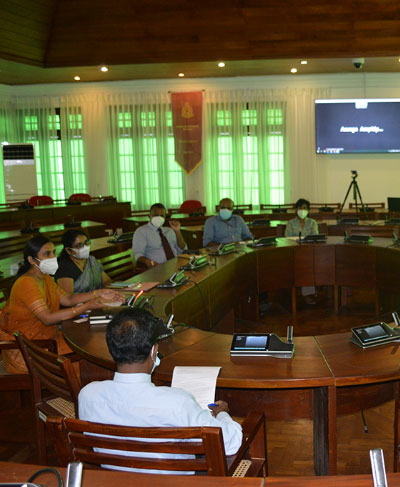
left=204, top=90, right=287, bottom=211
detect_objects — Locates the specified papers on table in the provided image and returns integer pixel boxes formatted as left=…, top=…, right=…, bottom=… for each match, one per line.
left=171, top=366, right=221, bottom=410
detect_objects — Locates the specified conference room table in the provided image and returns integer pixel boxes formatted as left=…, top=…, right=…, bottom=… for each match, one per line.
left=5, top=461, right=400, bottom=486
left=61, top=236, right=400, bottom=476
left=180, top=220, right=400, bottom=250
left=0, top=200, right=131, bottom=230
left=123, top=209, right=392, bottom=232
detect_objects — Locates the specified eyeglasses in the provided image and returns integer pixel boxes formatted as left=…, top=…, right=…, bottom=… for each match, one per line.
left=71, top=240, right=91, bottom=249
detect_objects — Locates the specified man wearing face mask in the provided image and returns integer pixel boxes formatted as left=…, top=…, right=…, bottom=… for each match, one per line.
left=132, top=203, right=186, bottom=268
left=285, top=198, right=319, bottom=304
left=78, top=308, right=242, bottom=474
left=55, top=229, right=112, bottom=294
left=202, top=197, right=253, bottom=247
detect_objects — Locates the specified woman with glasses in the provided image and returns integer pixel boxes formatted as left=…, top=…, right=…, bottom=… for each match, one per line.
left=0, top=235, right=123, bottom=373
left=55, top=229, right=111, bottom=294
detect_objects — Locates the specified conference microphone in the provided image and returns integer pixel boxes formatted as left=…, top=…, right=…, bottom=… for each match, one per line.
left=287, top=325, right=293, bottom=344
left=393, top=311, right=400, bottom=328
left=66, top=462, right=83, bottom=487
left=370, top=448, right=387, bottom=487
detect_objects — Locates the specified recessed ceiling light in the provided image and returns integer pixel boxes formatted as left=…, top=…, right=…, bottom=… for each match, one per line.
left=291, top=68, right=298, bottom=74
left=100, top=66, right=108, bottom=72
left=300, top=60, right=308, bottom=65
left=218, top=62, right=225, bottom=67
left=74, top=76, right=80, bottom=81
left=178, top=73, right=185, bottom=77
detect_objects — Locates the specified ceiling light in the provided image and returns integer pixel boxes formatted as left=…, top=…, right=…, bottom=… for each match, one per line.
left=291, top=68, right=297, bottom=74
left=100, top=66, right=108, bottom=72
left=178, top=73, right=185, bottom=77
left=218, top=62, right=225, bottom=68
left=301, top=60, right=308, bottom=65
left=74, top=76, right=80, bottom=81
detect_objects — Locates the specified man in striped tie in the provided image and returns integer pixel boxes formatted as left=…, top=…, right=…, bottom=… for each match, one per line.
left=132, top=203, right=187, bottom=268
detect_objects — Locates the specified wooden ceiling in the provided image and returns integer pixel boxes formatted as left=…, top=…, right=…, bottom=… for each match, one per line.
left=1, top=0, right=400, bottom=84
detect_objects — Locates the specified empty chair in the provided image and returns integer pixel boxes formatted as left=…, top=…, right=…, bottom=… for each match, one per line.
left=14, top=331, right=81, bottom=464
left=179, top=200, right=203, bottom=213
left=47, top=411, right=267, bottom=477
left=68, top=193, right=92, bottom=203
left=99, top=249, right=143, bottom=280
left=28, top=195, right=54, bottom=207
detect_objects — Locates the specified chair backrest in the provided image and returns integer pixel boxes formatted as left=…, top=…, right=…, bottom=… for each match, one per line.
left=14, top=331, right=80, bottom=412
left=28, top=195, right=54, bottom=207
left=349, top=202, right=385, bottom=209
left=68, top=193, right=92, bottom=203
left=99, top=249, right=136, bottom=281
left=47, top=416, right=229, bottom=475
left=179, top=200, right=203, bottom=213
left=260, top=203, right=295, bottom=211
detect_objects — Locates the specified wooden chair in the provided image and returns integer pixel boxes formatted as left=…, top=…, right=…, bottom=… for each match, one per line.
left=47, top=411, right=267, bottom=477
left=68, top=193, right=92, bottom=203
left=179, top=200, right=203, bottom=213
left=260, top=203, right=294, bottom=213
left=349, top=202, right=385, bottom=210
left=99, top=249, right=144, bottom=280
left=28, top=195, right=54, bottom=207
left=14, top=331, right=81, bottom=464
left=215, top=204, right=253, bottom=213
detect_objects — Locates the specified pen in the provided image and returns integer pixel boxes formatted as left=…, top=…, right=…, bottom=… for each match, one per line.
left=208, top=403, right=217, bottom=408
left=79, top=314, right=88, bottom=318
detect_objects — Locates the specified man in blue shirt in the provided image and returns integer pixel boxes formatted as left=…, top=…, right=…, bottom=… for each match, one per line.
left=203, top=198, right=253, bottom=247
left=132, top=203, right=186, bottom=268
left=78, top=308, right=242, bottom=474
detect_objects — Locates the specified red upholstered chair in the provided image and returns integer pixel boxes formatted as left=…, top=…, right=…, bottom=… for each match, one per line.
left=179, top=200, right=203, bottom=213
left=28, top=195, right=54, bottom=207
left=68, top=193, right=92, bottom=203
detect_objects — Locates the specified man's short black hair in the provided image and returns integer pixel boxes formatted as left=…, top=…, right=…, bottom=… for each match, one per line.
left=150, top=203, right=166, bottom=213
left=295, top=198, right=311, bottom=210
left=106, top=308, right=160, bottom=365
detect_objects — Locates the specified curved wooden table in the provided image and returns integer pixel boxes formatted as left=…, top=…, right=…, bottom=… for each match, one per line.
left=63, top=237, right=400, bottom=476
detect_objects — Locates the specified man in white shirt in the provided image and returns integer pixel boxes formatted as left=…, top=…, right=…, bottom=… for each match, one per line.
left=78, top=308, right=243, bottom=474
left=132, top=203, right=186, bottom=268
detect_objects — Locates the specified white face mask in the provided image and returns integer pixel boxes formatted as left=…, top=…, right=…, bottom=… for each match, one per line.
left=297, top=209, right=308, bottom=220
left=35, top=257, right=59, bottom=275
left=72, top=245, right=90, bottom=260
left=151, top=216, right=165, bottom=229
left=219, top=208, right=233, bottom=220
left=151, top=345, right=160, bottom=374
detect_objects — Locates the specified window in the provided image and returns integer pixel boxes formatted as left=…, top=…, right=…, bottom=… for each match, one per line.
left=19, top=108, right=86, bottom=200
left=212, top=103, right=285, bottom=206
left=112, top=107, right=184, bottom=210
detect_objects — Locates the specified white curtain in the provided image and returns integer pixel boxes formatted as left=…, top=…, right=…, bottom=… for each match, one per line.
left=286, top=88, right=331, bottom=203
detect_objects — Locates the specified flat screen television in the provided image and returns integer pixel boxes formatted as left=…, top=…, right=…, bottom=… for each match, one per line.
left=315, top=98, right=400, bottom=154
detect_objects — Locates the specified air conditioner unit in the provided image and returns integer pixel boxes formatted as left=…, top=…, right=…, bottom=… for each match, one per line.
left=2, top=143, right=37, bottom=203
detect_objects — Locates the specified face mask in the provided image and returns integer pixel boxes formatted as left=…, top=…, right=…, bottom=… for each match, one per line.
left=151, top=345, right=160, bottom=374
left=297, top=209, right=308, bottom=220
left=73, top=245, right=90, bottom=260
left=35, top=257, right=58, bottom=275
left=219, top=209, right=233, bottom=220
left=151, top=216, right=165, bottom=229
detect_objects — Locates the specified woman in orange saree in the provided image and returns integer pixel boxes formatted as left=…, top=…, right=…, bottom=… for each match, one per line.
left=0, top=235, right=123, bottom=373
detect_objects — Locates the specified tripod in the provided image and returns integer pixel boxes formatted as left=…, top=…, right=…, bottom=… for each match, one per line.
left=341, top=171, right=366, bottom=215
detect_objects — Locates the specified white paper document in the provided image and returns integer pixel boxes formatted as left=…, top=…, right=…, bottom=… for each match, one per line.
left=171, top=366, right=221, bottom=410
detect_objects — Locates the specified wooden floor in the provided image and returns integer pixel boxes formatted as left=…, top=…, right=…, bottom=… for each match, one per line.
left=0, top=290, right=395, bottom=476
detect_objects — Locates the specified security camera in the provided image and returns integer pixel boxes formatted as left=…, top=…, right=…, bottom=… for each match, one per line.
left=352, top=58, right=364, bottom=70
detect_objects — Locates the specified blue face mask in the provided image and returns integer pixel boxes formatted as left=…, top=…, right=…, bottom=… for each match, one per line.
left=151, top=346, right=160, bottom=374
left=219, top=208, right=233, bottom=220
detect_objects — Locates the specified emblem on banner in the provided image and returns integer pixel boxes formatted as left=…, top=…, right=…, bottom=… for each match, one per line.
left=182, top=102, right=194, bottom=119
